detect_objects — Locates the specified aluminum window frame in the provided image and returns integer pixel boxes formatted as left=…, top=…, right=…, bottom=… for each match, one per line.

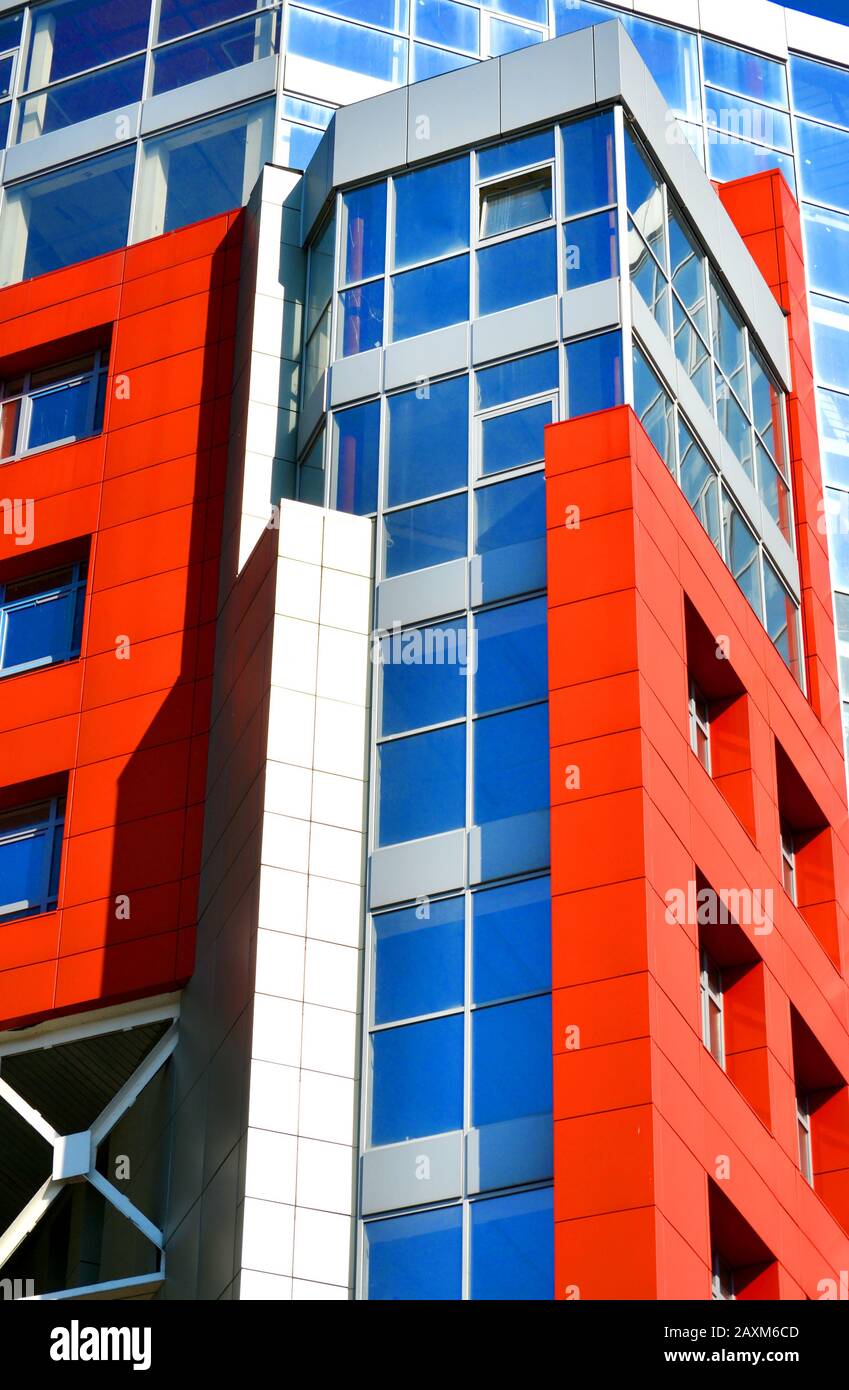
left=0, top=557, right=87, bottom=678
left=0, top=348, right=109, bottom=463
left=700, top=947, right=725, bottom=1070
left=0, top=793, right=65, bottom=921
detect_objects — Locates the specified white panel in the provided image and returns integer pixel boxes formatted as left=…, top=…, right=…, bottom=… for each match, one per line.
left=292, top=1208, right=352, bottom=1286
left=697, top=0, right=787, bottom=57
left=261, top=811, right=311, bottom=874
left=247, top=1061, right=301, bottom=1134
left=295, top=1139, right=355, bottom=1215
left=311, top=770, right=366, bottom=832
left=298, top=1071, right=356, bottom=1144
left=255, top=929, right=306, bottom=1000
left=322, top=509, right=374, bottom=578
left=319, top=568, right=372, bottom=635
left=300, top=1004, right=358, bottom=1079
left=316, top=626, right=371, bottom=706
left=264, top=761, right=313, bottom=820
left=313, top=697, right=370, bottom=780
left=275, top=557, right=322, bottom=623
left=257, top=866, right=308, bottom=935
left=270, top=615, right=319, bottom=694
left=306, top=877, right=363, bottom=948
left=240, top=1270, right=292, bottom=1299
left=251, top=994, right=303, bottom=1067
left=267, top=688, right=316, bottom=768
left=304, top=940, right=359, bottom=1012
left=278, top=499, right=325, bottom=565
left=241, top=1197, right=295, bottom=1278
left=245, top=1129, right=298, bottom=1204
left=308, top=823, right=365, bottom=884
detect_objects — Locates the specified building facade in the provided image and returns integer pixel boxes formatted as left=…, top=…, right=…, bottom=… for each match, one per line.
left=0, top=0, right=848, bottom=1302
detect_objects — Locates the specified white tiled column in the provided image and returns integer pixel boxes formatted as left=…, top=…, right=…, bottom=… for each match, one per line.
left=239, top=501, right=373, bottom=1300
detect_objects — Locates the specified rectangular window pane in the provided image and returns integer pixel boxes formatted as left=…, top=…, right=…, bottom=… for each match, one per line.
left=159, top=0, right=274, bottom=42
left=411, top=42, right=475, bottom=81
left=374, top=896, right=464, bottom=1024
left=757, top=443, right=791, bottom=544
left=27, top=377, right=94, bottom=451
left=563, top=332, right=623, bottom=419
left=707, top=134, right=796, bottom=192
left=478, top=227, right=556, bottom=317
left=480, top=400, right=551, bottom=476
left=287, top=7, right=408, bottom=85
left=476, top=349, right=558, bottom=411
left=629, top=222, right=669, bottom=337
left=763, top=559, right=801, bottom=681
left=387, top=375, right=468, bottom=507
left=623, top=13, right=700, bottom=122
left=476, top=471, right=544, bottom=554
left=365, top=1207, right=462, bottom=1301
left=338, top=279, right=385, bottom=357
left=472, top=995, right=552, bottom=1126
left=371, top=1015, right=464, bottom=1143
left=797, top=119, right=849, bottom=213
left=563, top=209, right=617, bottom=292
left=723, top=494, right=762, bottom=617
left=489, top=17, right=541, bottom=57
left=825, top=489, right=849, bottom=588
left=818, top=388, right=849, bottom=489
left=152, top=12, right=278, bottom=95
left=379, top=725, right=466, bottom=845
left=710, top=276, right=747, bottom=403
left=380, top=618, right=468, bottom=735
left=703, top=38, right=787, bottom=108
left=303, top=306, right=331, bottom=401
left=17, top=56, right=146, bottom=143
left=392, top=254, right=469, bottom=342
left=474, top=703, right=548, bottom=826
left=473, top=875, right=550, bottom=1004
left=332, top=399, right=380, bottom=515
left=394, top=156, right=470, bottom=269
left=0, top=800, right=63, bottom=919
left=24, top=0, right=150, bottom=88
left=413, top=0, right=478, bottom=53
left=470, top=1188, right=553, bottom=1301
left=790, top=54, right=849, bottom=128
left=634, top=347, right=674, bottom=471
left=679, top=420, right=721, bottom=549
left=625, top=131, right=665, bottom=266
left=2, top=577, right=79, bottom=671
left=474, top=596, right=547, bottom=714
left=307, top=215, right=335, bottom=337
left=803, top=205, right=849, bottom=301
left=669, top=205, right=707, bottom=337
left=478, top=129, right=553, bottom=182
left=673, top=301, right=712, bottom=408
left=278, top=120, right=324, bottom=171
left=479, top=169, right=552, bottom=239
left=716, top=370, right=754, bottom=480
left=704, top=88, right=791, bottom=152
left=562, top=110, right=615, bottom=217
left=384, top=493, right=467, bottom=578
left=812, top=294, right=849, bottom=393
left=341, top=182, right=386, bottom=286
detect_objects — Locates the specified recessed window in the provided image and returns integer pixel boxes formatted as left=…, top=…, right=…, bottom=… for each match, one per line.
left=0, top=560, right=87, bottom=678
left=711, top=1253, right=735, bottom=1301
left=0, top=796, right=65, bottom=922
left=700, top=949, right=725, bottom=1067
left=689, top=680, right=711, bottom=772
left=780, top=825, right=796, bottom=902
left=797, top=1092, right=813, bottom=1185
left=478, top=168, right=553, bottom=240
left=0, top=353, right=108, bottom=462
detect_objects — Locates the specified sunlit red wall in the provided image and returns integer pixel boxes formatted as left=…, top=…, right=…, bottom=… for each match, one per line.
left=0, top=210, right=242, bottom=1028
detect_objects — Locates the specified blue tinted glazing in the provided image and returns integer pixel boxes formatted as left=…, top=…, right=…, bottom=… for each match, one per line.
left=473, top=876, right=551, bottom=1005
left=152, top=12, right=277, bottom=94
left=392, top=255, right=470, bottom=341
left=11, top=147, right=135, bottom=282
left=152, top=99, right=274, bottom=236
left=378, top=724, right=466, bottom=845
left=0, top=54, right=14, bottom=99
left=480, top=400, right=552, bottom=476
left=333, top=399, right=380, bottom=515
left=384, top=493, right=468, bottom=577
left=158, top=0, right=274, bottom=41
left=412, top=43, right=475, bottom=81
left=0, top=102, right=9, bottom=148
left=371, top=1015, right=464, bottom=1143
left=477, top=227, right=557, bottom=317
left=563, top=332, right=623, bottom=418
left=552, top=0, right=612, bottom=36
left=338, top=279, right=385, bottom=356
left=797, top=119, right=849, bottom=212
left=0, top=11, right=23, bottom=50
left=790, top=54, right=849, bottom=128
left=487, top=0, right=545, bottom=21
left=374, top=896, right=465, bottom=1024
left=279, top=121, right=323, bottom=170
left=25, top=0, right=149, bottom=87
left=474, top=597, right=547, bottom=714
left=563, top=209, right=618, bottom=290
left=478, top=130, right=554, bottom=182
left=703, top=37, right=787, bottom=108
left=562, top=111, right=616, bottom=216
left=342, top=182, right=386, bottom=285
left=704, top=90, right=792, bottom=152
left=380, top=618, right=467, bottom=735
left=414, top=0, right=478, bottom=53
left=634, top=347, right=674, bottom=469
left=708, top=135, right=796, bottom=192
left=387, top=375, right=468, bottom=507
left=366, top=1206, right=462, bottom=1300
left=3, top=591, right=75, bottom=669
left=474, top=703, right=549, bottom=825
left=624, top=13, right=701, bottom=121
left=812, top=294, right=849, bottom=393
left=287, top=8, right=408, bottom=83
left=803, top=205, right=849, bottom=299
left=27, top=380, right=92, bottom=450
left=489, top=17, right=542, bottom=56
left=0, top=827, right=49, bottom=915
left=472, top=995, right=552, bottom=1126
left=18, top=57, right=145, bottom=140
left=476, top=350, right=558, bottom=410
left=394, top=157, right=470, bottom=268
left=476, top=471, right=545, bottom=553
left=818, top=388, right=849, bottom=488
left=470, top=1188, right=554, bottom=1300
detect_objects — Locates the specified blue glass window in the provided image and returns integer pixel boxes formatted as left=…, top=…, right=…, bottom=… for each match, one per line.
left=0, top=564, right=87, bottom=676
left=710, top=277, right=748, bottom=402
left=152, top=12, right=278, bottom=94
left=374, top=896, right=465, bottom=1024
left=394, top=157, right=470, bottom=269
left=562, top=110, right=616, bottom=217
left=477, top=227, right=557, bottom=317
left=476, top=471, right=545, bottom=555
left=414, top=0, right=478, bottom=54
left=472, top=995, right=552, bottom=1126
left=797, top=119, right=849, bottom=213
left=479, top=169, right=553, bottom=239
left=392, top=255, right=470, bottom=341
left=818, top=388, right=849, bottom=489
left=474, top=597, right=547, bottom=714
left=723, top=495, right=762, bottom=618
left=158, top=0, right=277, bottom=42
left=332, top=399, right=380, bottom=515
left=704, top=91, right=791, bottom=153
left=24, top=0, right=149, bottom=88
left=411, top=43, right=475, bottom=81
left=17, top=57, right=146, bottom=142
left=812, top=294, right=849, bottom=394
left=563, top=332, right=623, bottom=418
left=669, top=205, right=708, bottom=336
left=489, top=17, right=542, bottom=57
left=0, top=103, right=9, bottom=150
left=488, top=0, right=545, bottom=21
left=365, top=1206, right=462, bottom=1301
left=20, top=354, right=107, bottom=455
left=679, top=420, right=721, bottom=548
left=707, top=136, right=796, bottom=192
left=480, top=400, right=552, bottom=476
left=673, top=300, right=711, bottom=409
left=563, top=209, right=618, bottom=291
left=626, top=130, right=665, bottom=265
left=279, top=121, right=324, bottom=171
left=804, top=205, right=849, bottom=300
left=763, top=559, right=799, bottom=677
left=473, top=876, right=550, bottom=1005
left=384, top=493, right=467, bottom=577
left=0, top=797, right=65, bottom=921
left=341, top=182, right=386, bottom=286
left=791, top=55, right=849, bottom=128
left=625, top=13, right=700, bottom=121
left=476, top=350, right=558, bottom=411
left=378, top=725, right=466, bottom=845
left=0, top=11, right=23, bottom=51
left=338, top=280, right=384, bottom=357
left=474, top=703, right=549, bottom=827
left=634, top=346, right=674, bottom=471
left=371, top=1015, right=464, bottom=1143
left=471, top=1188, right=553, bottom=1300
left=478, top=130, right=554, bottom=181
left=287, top=8, right=408, bottom=84
left=703, top=38, right=787, bottom=108
left=387, top=375, right=468, bottom=507
left=381, top=618, right=467, bottom=735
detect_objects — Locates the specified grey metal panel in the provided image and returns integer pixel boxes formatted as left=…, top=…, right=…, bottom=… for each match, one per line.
left=718, top=210, right=756, bottom=328
left=678, top=149, right=723, bottom=272
left=640, top=68, right=693, bottom=198
left=361, top=1133, right=463, bottom=1215
left=301, top=120, right=335, bottom=246
left=406, top=57, right=501, bottom=165
left=719, top=435, right=765, bottom=542
left=140, top=56, right=277, bottom=136
left=603, top=21, right=648, bottom=134
left=468, top=809, right=550, bottom=884
left=4, top=105, right=142, bottom=183
left=296, top=373, right=326, bottom=456
left=674, top=361, right=725, bottom=468
left=561, top=277, right=620, bottom=341
left=369, top=829, right=465, bottom=908
left=329, top=348, right=382, bottom=407
left=471, top=296, right=558, bottom=367
left=761, top=516, right=801, bottom=601
left=750, top=274, right=792, bottom=392
left=592, top=19, right=627, bottom=107
left=467, top=1116, right=553, bottom=1195
left=499, top=29, right=595, bottom=134
left=383, top=322, right=469, bottom=392
left=376, top=558, right=467, bottom=630
left=333, top=85, right=408, bottom=188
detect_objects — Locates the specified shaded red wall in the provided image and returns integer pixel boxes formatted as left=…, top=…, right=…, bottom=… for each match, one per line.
left=0, top=212, right=242, bottom=1028
left=547, top=174, right=849, bottom=1299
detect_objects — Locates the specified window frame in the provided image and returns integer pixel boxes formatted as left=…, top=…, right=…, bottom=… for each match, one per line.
left=700, top=948, right=725, bottom=1069
left=781, top=825, right=797, bottom=903
left=0, top=794, right=65, bottom=921
left=0, top=349, right=109, bottom=462
left=688, top=679, right=711, bottom=773
left=0, top=558, right=87, bottom=679
left=711, top=1252, right=735, bottom=1301
left=796, top=1091, right=813, bottom=1185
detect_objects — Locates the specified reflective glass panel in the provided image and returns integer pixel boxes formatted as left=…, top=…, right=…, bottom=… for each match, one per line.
left=803, top=204, right=849, bottom=300
left=380, top=618, right=468, bottom=736
left=480, top=400, right=552, bottom=476
left=332, top=399, right=380, bottom=515
left=472, top=995, right=552, bottom=1125
left=378, top=724, right=466, bottom=845
left=489, top=18, right=542, bottom=56
left=24, top=0, right=149, bottom=88
left=338, top=279, right=384, bottom=358
left=679, top=420, right=721, bottom=549
left=478, top=129, right=554, bottom=181
left=341, top=182, right=386, bottom=286
left=812, top=294, right=849, bottom=393
left=790, top=54, right=849, bottom=129
left=723, top=495, right=762, bottom=616
left=476, top=349, right=558, bottom=410
left=394, top=156, right=470, bottom=269
left=287, top=7, right=408, bottom=81
left=384, top=493, right=468, bottom=577
left=818, top=388, right=849, bottom=488
left=563, top=209, right=618, bottom=291
left=387, top=374, right=469, bottom=507
left=703, top=38, right=788, bottom=108
left=474, top=703, right=549, bottom=825
left=472, top=875, right=550, bottom=1005
left=562, top=110, right=616, bottom=218
left=365, top=1207, right=462, bottom=1301
left=411, top=43, right=475, bottom=81
left=763, top=559, right=800, bottom=679
left=392, top=255, right=470, bottom=341
left=563, top=332, right=623, bottom=419
left=477, top=227, right=557, bottom=317
left=374, top=896, right=465, bottom=1024
left=470, top=1188, right=553, bottom=1301
left=479, top=169, right=553, bottom=239
left=669, top=205, right=707, bottom=337
left=152, top=11, right=278, bottom=94
left=625, top=132, right=665, bottom=266
left=17, top=57, right=145, bottom=142
left=796, top=119, right=849, bottom=213
left=413, top=0, right=478, bottom=53
left=634, top=347, right=673, bottom=471
left=475, top=597, right=547, bottom=714
left=371, top=1015, right=464, bottom=1143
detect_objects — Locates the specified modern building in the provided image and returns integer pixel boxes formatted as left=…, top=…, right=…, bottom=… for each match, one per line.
left=0, top=0, right=849, bottom=1303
